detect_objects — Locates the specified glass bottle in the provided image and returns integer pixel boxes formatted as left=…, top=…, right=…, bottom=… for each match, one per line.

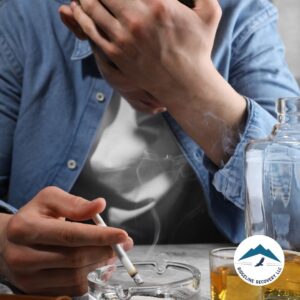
left=245, top=97, right=300, bottom=251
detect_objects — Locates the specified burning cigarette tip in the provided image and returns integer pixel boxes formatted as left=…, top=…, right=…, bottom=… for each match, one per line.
left=132, top=273, right=144, bottom=285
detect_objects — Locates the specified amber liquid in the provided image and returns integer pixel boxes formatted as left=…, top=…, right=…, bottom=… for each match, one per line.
left=264, top=251, right=300, bottom=299
left=211, top=252, right=300, bottom=300
left=211, top=265, right=262, bottom=300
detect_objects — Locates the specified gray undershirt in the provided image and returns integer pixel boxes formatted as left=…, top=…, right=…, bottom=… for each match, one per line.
left=71, top=93, right=225, bottom=244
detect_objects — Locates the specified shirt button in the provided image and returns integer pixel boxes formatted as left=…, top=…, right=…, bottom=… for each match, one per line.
left=96, top=92, right=105, bottom=102
left=67, top=159, right=77, bottom=170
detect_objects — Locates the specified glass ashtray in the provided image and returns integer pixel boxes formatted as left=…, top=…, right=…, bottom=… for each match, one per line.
left=88, top=261, right=201, bottom=300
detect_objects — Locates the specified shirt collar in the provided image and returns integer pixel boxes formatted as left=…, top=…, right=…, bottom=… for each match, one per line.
left=71, top=38, right=93, bottom=60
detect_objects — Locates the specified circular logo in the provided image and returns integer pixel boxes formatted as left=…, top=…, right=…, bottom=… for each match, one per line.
left=234, top=235, right=284, bottom=286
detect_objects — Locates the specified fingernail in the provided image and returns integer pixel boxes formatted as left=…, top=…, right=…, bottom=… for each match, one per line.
left=92, top=197, right=106, bottom=204
left=153, top=107, right=167, bottom=114
left=123, top=237, right=134, bottom=251
left=70, top=1, right=77, bottom=9
left=117, top=232, right=128, bottom=242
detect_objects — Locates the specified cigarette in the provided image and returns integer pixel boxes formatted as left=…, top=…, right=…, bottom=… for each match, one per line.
left=92, top=214, right=144, bottom=285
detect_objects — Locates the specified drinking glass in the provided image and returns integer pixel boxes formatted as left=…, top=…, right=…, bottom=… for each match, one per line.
left=210, top=247, right=262, bottom=300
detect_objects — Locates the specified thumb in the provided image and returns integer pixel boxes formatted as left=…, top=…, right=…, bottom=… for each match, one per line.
left=32, top=186, right=106, bottom=221
left=58, top=4, right=88, bottom=40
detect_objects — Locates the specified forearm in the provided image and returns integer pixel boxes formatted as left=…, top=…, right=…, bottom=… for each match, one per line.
left=167, top=62, right=247, bottom=166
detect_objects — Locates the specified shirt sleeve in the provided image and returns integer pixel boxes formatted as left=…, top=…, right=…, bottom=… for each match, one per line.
left=0, top=29, right=22, bottom=210
left=206, top=9, right=300, bottom=210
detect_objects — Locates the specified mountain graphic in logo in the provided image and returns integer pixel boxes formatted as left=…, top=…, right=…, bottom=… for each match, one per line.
left=239, top=244, right=280, bottom=262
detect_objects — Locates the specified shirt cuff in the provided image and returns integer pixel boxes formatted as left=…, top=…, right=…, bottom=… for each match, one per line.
left=0, top=200, right=18, bottom=214
left=204, top=97, right=276, bottom=209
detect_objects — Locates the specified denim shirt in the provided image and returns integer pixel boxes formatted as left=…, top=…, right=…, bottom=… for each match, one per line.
left=0, top=0, right=299, bottom=243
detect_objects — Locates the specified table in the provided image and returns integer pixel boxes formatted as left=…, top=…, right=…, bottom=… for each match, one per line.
left=0, top=244, right=227, bottom=299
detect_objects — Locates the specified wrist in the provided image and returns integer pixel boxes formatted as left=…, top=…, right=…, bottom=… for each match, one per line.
left=166, top=64, right=247, bottom=165
left=165, top=60, right=219, bottom=112
left=187, top=62, right=226, bottom=106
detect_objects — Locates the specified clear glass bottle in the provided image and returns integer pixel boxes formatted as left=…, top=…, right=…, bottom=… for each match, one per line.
left=245, top=97, right=300, bottom=251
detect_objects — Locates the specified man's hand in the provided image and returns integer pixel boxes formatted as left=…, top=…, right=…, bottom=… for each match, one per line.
left=59, top=5, right=166, bottom=115
left=60, top=0, right=221, bottom=107
left=90, top=44, right=167, bottom=114
left=0, top=187, right=132, bottom=296
left=60, top=0, right=247, bottom=166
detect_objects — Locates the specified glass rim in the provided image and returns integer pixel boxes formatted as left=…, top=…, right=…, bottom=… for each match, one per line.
left=209, top=247, right=237, bottom=259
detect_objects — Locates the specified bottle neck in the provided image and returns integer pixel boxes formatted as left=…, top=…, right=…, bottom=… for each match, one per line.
left=271, top=98, right=300, bottom=138
left=276, top=97, right=300, bottom=126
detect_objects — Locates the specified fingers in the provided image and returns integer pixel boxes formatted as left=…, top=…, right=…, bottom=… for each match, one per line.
left=3, top=213, right=133, bottom=296
left=29, top=186, right=106, bottom=221
left=94, top=0, right=128, bottom=20
left=7, top=215, right=128, bottom=247
left=74, top=0, right=120, bottom=41
left=59, top=5, right=87, bottom=40
left=14, top=263, right=101, bottom=295
left=125, top=92, right=167, bottom=114
left=127, top=101, right=166, bottom=115
left=65, top=0, right=170, bottom=116
left=70, top=1, right=112, bottom=53
left=93, top=49, right=167, bottom=114
left=71, top=1, right=138, bottom=60
left=93, top=50, right=135, bottom=92
left=122, top=237, right=134, bottom=252
left=3, top=243, right=115, bottom=272
left=24, top=284, right=88, bottom=297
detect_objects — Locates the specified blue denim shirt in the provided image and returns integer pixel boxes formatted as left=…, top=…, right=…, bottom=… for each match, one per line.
left=0, top=0, right=299, bottom=243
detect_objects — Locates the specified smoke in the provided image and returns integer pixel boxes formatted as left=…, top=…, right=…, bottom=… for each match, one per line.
left=134, top=150, right=196, bottom=255
left=136, top=150, right=196, bottom=184
left=198, top=111, right=240, bottom=166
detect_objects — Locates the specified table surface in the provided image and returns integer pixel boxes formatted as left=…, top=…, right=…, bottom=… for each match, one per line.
left=0, top=244, right=228, bottom=299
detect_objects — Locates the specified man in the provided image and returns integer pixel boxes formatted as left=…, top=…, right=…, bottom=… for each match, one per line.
left=0, top=0, right=299, bottom=296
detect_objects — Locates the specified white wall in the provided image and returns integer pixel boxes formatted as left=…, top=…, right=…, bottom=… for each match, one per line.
left=273, top=0, right=300, bottom=83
